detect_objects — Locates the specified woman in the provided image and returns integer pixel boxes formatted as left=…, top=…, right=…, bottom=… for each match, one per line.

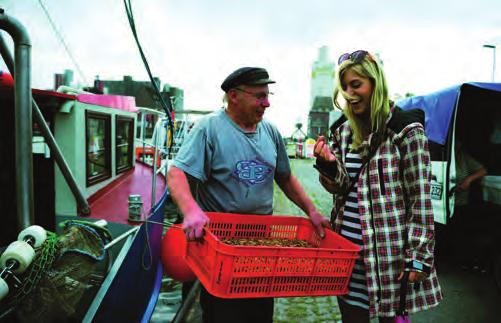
left=314, top=50, right=442, bottom=322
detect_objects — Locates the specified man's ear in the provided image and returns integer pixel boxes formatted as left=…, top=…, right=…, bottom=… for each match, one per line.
left=227, top=89, right=238, bottom=103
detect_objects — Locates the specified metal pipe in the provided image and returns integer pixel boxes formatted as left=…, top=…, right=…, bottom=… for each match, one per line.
left=150, top=120, right=159, bottom=209
left=493, top=47, right=497, bottom=82
left=0, top=9, right=34, bottom=230
left=141, top=112, right=146, bottom=163
left=0, top=33, right=91, bottom=215
left=483, top=44, right=497, bottom=82
left=104, top=226, right=139, bottom=250
left=171, top=280, right=201, bottom=323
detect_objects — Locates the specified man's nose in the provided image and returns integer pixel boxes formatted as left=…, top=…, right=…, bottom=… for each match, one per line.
left=261, top=97, right=270, bottom=107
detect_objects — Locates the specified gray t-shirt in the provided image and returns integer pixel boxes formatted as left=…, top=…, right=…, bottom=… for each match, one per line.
left=172, top=109, right=291, bottom=215
left=455, top=147, right=484, bottom=206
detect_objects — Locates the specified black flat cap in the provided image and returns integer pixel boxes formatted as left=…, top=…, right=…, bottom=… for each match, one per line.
left=221, top=67, right=275, bottom=92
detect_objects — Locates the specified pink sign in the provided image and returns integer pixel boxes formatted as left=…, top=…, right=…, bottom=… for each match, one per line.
left=77, top=93, right=138, bottom=113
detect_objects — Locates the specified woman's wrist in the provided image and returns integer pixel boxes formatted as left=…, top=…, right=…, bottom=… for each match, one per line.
left=405, top=260, right=431, bottom=275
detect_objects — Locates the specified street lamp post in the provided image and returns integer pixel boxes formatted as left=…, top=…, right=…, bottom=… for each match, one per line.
left=483, top=44, right=497, bottom=82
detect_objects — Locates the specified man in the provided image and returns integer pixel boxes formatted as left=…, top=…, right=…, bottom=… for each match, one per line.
left=167, top=66, right=330, bottom=323
left=452, top=141, right=488, bottom=271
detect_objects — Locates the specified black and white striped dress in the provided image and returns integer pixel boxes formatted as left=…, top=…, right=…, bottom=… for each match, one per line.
left=339, top=149, right=369, bottom=309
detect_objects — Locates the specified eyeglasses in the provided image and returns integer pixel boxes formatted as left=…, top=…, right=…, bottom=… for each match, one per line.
left=234, top=88, right=273, bottom=101
left=338, top=50, right=370, bottom=65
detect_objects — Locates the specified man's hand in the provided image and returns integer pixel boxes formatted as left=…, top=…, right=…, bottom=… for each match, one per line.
left=313, top=136, right=336, bottom=162
left=168, top=166, right=209, bottom=240
left=456, top=178, right=472, bottom=192
left=182, top=209, right=209, bottom=240
left=308, top=209, right=332, bottom=239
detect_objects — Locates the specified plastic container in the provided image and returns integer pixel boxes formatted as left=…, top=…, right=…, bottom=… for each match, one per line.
left=185, top=212, right=360, bottom=298
left=482, top=175, right=501, bottom=205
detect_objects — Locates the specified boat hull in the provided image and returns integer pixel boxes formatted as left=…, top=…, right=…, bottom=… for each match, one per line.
left=84, top=189, right=169, bottom=322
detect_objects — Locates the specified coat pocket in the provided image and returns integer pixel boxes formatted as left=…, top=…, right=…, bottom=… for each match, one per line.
left=377, top=158, right=386, bottom=195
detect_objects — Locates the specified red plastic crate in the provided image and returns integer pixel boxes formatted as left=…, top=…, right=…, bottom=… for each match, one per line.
left=184, top=212, right=360, bottom=298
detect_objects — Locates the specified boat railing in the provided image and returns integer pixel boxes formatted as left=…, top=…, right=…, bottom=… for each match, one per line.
left=141, top=117, right=169, bottom=209
left=171, top=119, right=189, bottom=156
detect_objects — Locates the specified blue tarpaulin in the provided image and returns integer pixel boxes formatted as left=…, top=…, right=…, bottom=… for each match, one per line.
left=397, top=82, right=501, bottom=145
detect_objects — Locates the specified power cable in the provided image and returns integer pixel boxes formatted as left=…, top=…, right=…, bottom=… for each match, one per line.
left=37, top=0, right=88, bottom=85
left=123, top=0, right=174, bottom=155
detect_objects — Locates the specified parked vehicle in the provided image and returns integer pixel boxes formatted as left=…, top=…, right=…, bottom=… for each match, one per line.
left=398, top=82, right=501, bottom=290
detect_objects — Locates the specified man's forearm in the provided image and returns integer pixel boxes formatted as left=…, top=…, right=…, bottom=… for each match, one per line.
left=276, top=175, right=315, bottom=215
left=167, top=166, right=201, bottom=216
left=469, top=167, right=488, bottom=182
left=276, top=174, right=330, bottom=237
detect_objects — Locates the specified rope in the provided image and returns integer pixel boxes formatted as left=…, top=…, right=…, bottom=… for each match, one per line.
left=141, top=205, right=153, bottom=270
left=37, top=0, right=88, bottom=85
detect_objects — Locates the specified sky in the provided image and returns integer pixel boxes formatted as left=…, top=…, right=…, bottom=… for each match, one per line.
left=1, top=0, right=500, bottom=135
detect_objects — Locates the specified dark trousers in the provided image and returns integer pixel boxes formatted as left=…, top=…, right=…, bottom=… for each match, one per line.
left=449, top=203, right=501, bottom=269
left=200, top=286, right=274, bottom=323
left=338, top=298, right=395, bottom=323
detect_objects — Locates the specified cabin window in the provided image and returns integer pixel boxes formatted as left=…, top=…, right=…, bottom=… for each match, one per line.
left=86, top=111, right=111, bottom=186
left=116, top=116, right=134, bottom=174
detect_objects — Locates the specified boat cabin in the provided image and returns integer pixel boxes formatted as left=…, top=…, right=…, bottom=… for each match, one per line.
left=52, top=90, right=138, bottom=215
left=1, top=81, right=170, bottom=230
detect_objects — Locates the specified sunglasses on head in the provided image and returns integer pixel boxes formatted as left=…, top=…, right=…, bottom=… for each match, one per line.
left=338, top=50, right=370, bottom=65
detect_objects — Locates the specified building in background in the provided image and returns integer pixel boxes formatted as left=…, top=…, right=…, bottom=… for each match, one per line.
left=309, top=45, right=335, bottom=106
left=309, top=97, right=333, bottom=138
left=100, top=75, right=184, bottom=112
left=307, top=46, right=335, bottom=138
left=54, top=69, right=75, bottom=89
left=52, top=71, right=184, bottom=113
left=162, top=83, right=184, bottom=112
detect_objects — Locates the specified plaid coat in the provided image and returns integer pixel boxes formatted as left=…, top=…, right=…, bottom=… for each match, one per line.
left=320, top=109, right=442, bottom=317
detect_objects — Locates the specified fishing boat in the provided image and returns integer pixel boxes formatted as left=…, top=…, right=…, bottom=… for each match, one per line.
left=0, top=10, right=183, bottom=322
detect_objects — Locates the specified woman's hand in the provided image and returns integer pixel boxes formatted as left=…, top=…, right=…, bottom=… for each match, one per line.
left=314, top=136, right=336, bottom=162
left=398, top=270, right=427, bottom=283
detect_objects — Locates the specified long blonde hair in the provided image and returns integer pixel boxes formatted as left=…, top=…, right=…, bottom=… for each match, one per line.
left=333, top=53, right=390, bottom=149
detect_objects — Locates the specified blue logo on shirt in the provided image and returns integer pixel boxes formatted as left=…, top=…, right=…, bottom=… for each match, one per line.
left=233, top=160, right=272, bottom=185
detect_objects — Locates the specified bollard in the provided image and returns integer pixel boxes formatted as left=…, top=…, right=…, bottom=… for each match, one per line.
left=128, top=194, right=143, bottom=222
